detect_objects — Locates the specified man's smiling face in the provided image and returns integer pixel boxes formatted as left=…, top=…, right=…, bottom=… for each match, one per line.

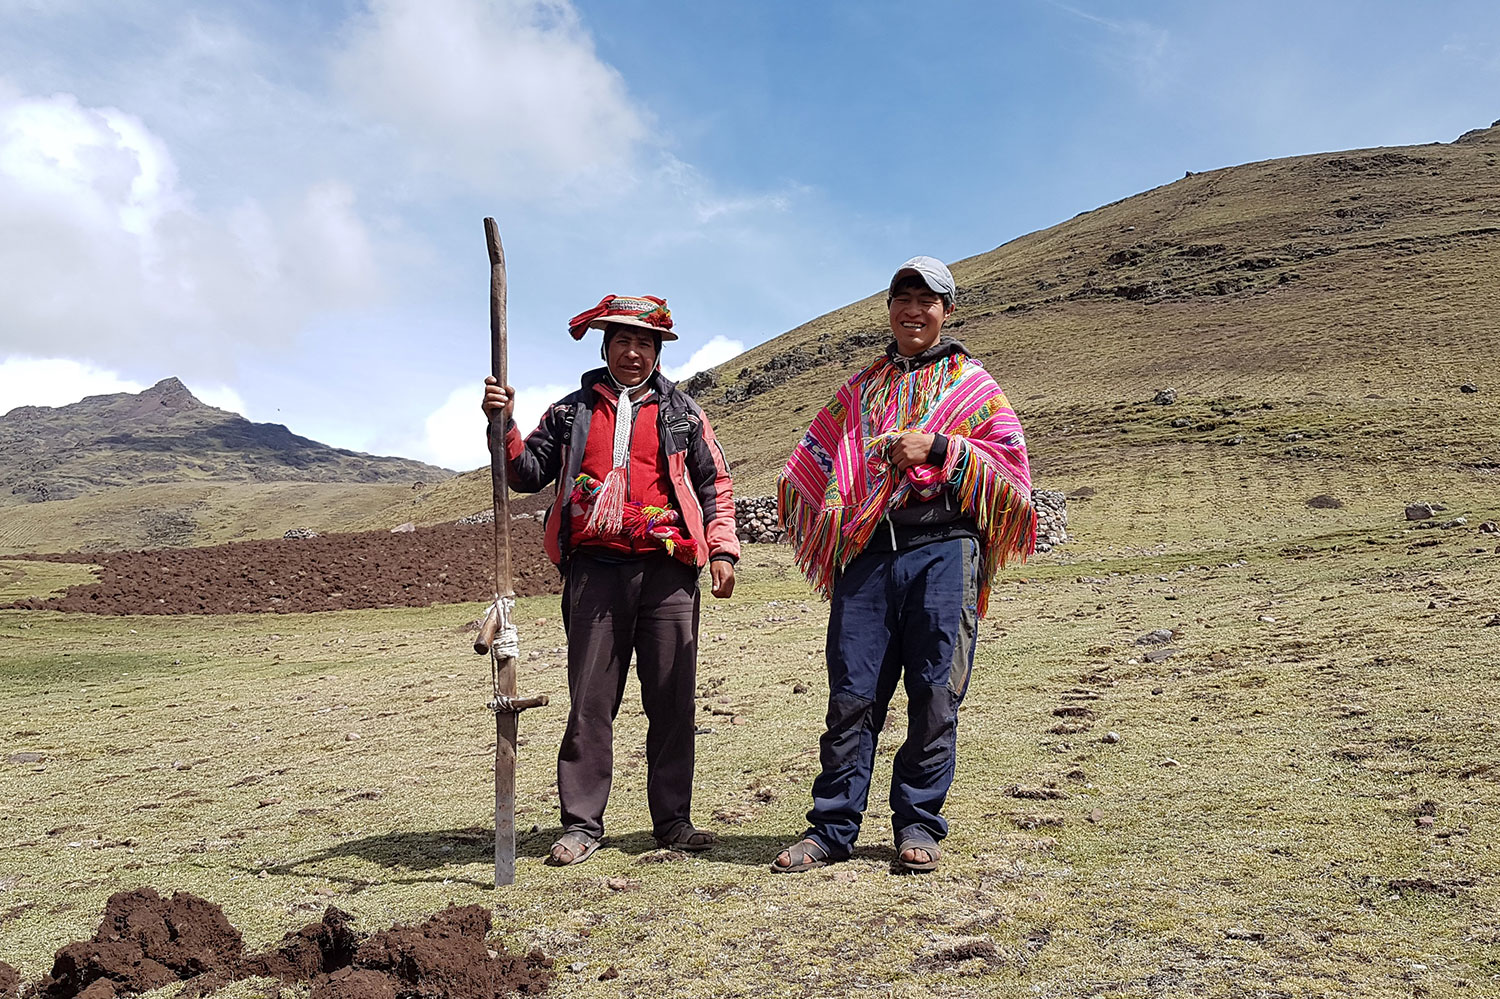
left=888, top=276, right=954, bottom=356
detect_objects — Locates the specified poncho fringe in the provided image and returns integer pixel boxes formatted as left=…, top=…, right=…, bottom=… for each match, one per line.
left=777, top=351, right=1034, bottom=617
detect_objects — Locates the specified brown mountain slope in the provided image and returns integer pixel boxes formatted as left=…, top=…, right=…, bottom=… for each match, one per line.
left=685, top=122, right=1500, bottom=558
left=0, top=377, right=450, bottom=505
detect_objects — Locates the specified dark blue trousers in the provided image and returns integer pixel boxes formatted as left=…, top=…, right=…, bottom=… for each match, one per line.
left=804, top=537, right=981, bottom=857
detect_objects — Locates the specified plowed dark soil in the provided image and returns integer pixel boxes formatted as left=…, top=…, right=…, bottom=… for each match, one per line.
left=5, top=520, right=561, bottom=615
left=27, top=888, right=553, bottom=999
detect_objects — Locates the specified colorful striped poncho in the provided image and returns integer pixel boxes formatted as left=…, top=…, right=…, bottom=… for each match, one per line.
left=777, top=346, right=1035, bottom=617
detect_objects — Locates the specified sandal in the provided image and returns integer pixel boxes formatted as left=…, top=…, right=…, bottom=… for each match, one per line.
left=546, top=830, right=602, bottom=866
left=655, top=822, right=717, bottom=852
left=895, top=827, right=941, bottom=873
left=770, top=838, right=832, bottom=874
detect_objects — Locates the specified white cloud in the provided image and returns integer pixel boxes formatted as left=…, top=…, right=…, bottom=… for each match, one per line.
left=411, top=380, right=570, bottom=471
left=332, top=0, right=648, bottom=196
left=662, top=335, right=743, bottom=382
left=0, top=83, right=383, bottom=375
left=0, top=356, right=145, bottom=414
left=194, top=382, right=248, bottom=417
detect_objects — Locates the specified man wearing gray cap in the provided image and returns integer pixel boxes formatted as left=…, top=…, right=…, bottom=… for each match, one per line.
left=773, top=256, right=1037, bottom=873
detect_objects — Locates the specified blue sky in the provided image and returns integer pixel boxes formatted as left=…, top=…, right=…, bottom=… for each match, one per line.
left=1, top=0, right=1497, bottom=469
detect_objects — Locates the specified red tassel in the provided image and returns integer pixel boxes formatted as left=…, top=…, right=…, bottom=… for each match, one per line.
left=586, top=467, right=627, bottom=533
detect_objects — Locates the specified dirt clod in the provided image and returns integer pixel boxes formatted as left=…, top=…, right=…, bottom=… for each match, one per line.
left=27, top=893, right=553, bottom=999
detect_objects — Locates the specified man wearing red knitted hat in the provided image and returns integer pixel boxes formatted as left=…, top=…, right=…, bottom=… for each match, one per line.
left=482, top=294, right=739, bottom=866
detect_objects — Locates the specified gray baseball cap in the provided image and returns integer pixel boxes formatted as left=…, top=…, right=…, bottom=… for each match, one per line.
left=889, top=256, right=956, bottom=301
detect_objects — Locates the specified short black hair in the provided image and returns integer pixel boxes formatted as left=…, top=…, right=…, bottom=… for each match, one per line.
left=888, top=275, right=953, bottom=310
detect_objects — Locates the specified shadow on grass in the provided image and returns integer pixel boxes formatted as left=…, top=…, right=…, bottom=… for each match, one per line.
left=253, top=827, right=908, bottom=886
left=251, top=825, right=558, bottom=889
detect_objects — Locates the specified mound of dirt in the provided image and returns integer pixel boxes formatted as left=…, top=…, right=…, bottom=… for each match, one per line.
left=35, top=887, right=244, bottom=998
left=6, top=520, right=561, bottom=615
left=26, top=890, right=553, bottom=999
left=1, top=961, right=19, bottom=999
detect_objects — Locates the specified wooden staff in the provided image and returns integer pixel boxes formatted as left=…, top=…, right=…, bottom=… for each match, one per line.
left=479, top=217, right=547, bottom=887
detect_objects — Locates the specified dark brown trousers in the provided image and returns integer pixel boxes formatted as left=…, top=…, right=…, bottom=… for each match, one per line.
left=558, top=551, right=700, bottom=840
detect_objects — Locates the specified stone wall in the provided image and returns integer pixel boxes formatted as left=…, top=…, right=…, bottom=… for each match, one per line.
left=735, top=490, right=1069, bottom=551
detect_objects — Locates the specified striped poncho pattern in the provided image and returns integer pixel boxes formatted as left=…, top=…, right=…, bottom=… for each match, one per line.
left=777, top=350, right=1035, bottom=617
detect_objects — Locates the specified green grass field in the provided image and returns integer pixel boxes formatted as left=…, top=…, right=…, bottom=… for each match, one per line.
left=3, top=481, right=1497, bottom=996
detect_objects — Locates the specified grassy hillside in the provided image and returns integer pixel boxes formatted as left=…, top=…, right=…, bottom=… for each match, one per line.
left=701, top=123, right=1500, bottom=541
left=0, top=481, right=423, bottom=556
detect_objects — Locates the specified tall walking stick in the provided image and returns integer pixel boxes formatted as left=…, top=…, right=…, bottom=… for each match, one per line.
left=476, top=217, right=547, bottom=887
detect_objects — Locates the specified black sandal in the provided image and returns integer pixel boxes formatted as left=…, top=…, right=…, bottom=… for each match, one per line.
left=655, top=822, right=717, bottom=852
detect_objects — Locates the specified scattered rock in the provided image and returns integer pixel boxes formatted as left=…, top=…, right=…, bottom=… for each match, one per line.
left=1479, top=521, right=1498, bottom=534
left=1170, top=417, right=1193, bottom=428
left=603, top=878, right=636, bottom=892
left=6, top=752, right=44, bottom=764
left=1087, top=809, right=1105, bottom=824
left=598, top=966, right=620, bottom=981
left=345, top=733, right=361, bottom=742
left=282, top=528, right=320, bottom=540
left=1153, top=388, right=1177, bottom=406
left=257, top=797, right=283, bottom=808
left=1224, top=928, right=1265, bottom=942
left=1161, top=758, right=1181, bottom=767
left=1405, top=503, right=1435, bottom=521
left=634, top=849, right=687, bottom=864
left=1257, top=615, right=1277, bottom=623
left=1306, top=494, right=1344, bottom=509
left=389, top=522, right=416, bottom=534
left=1460, top=382, right=1479, bottom=394
left=1102, top=732, right=1121, bottom=744
left=1416, top=816, right=1435, bottom=829
left=1144, top=648, right=1178, bottom=663
left=1135, top=629, right=1174, bottom=645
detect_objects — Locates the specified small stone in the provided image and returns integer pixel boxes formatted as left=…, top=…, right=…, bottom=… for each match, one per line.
left=1405, top=502, right=1435, bottom=521
left=1102, top=731, right=1121, bottom=744
left=598, top=966, right=619, bottom=981
left=1479, top=521, right=1499, bottom=534
left=568, top=962, right=586, bottom=973
left=345, top=732, right=361, bottom=741
left=390, top=522, right=416, bottom=533
left=7, top=752, right=44, bottom=764
left=1153, top=388, right=1177, bottom=406
left=833, top=869, right=858, bottom=883
left=1459, top=383, right=1478, bottom=393
left=1257, top=615, right=1277, bottom=623
left=792, top=682, right=808, bottom=694
left=1135, top=629, right=1174, bottom=646
left=1151, top=687, right=1164, bottom=695
left=1170, top=417, right=1192, bottom=428
left=257, top=797, right=283, bottom=808
left=605, top=877, right=634, bottom=891
left=1144, top=648, right=1178, bottom=663
left=1416, top=816, right=1435, bottom=829
left=1161, top=758, right=1181, bottom=767
left=1087, top=808, right=1104, bottom=824
left=731, top=715, right=748, bottom=725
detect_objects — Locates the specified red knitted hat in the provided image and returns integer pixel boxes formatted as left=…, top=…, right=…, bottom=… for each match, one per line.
left=567, top=294, right=676, bottom=341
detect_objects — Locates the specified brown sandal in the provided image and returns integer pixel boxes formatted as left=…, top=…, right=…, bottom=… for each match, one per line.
left=546, top=830, right=602, bottom=866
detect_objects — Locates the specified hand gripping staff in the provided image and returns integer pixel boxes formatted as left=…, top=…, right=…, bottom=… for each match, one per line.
left=474, top=217, right=548, bottom=887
